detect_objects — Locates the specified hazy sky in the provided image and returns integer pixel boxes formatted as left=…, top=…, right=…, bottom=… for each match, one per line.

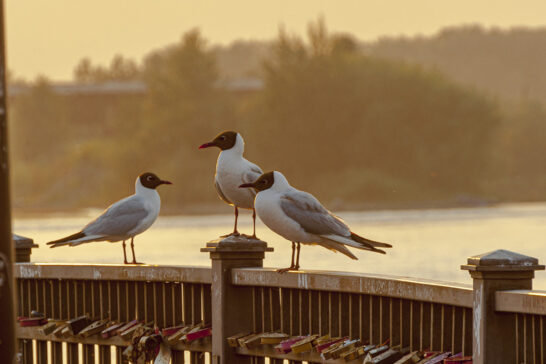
left=6, top=0, right=546, bottom=81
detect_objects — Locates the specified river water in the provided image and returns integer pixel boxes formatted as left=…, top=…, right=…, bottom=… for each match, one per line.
left=12, top=202, right=546, bottom=289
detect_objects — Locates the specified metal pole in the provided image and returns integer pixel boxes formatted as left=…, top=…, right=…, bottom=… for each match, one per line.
left=0, top=0, right=17, bottom=361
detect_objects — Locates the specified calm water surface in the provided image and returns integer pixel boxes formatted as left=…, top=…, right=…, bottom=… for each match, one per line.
left=13, top=203, right=546, bottom=288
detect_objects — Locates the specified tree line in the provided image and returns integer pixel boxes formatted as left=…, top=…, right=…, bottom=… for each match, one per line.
left=8, top=21, right=546, bottom=213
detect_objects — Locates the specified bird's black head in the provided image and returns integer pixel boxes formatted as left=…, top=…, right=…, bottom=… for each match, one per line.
left=239, top=171, right=275, bottom=192
left=139, top=172, right=172, bottom=189
left=199, top=131, right=238, bottom=151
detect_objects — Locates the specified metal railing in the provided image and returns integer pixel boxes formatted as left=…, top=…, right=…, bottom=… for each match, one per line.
left=232, top=268, right=473, bottom=363
left=13, top=241, right=546, bottom=364
left=496, top=290, right=546, bottom=363
left=15, top=264, right=212, bottom=364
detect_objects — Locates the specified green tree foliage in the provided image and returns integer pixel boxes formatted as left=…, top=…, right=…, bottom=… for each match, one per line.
left=248, top=20, right=500, bottom=205
left=7, top=24, right=546, bottom=212
left=364, top=25, right=546, bottom=103
left=74, top=55, right=139, bottom=83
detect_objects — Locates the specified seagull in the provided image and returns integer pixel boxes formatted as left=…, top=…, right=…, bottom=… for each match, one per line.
left=240, top=171, right=392, bottom=272
left=47, top=172, right=172, bottom=264
left=199, top=131, right=263, bottom=238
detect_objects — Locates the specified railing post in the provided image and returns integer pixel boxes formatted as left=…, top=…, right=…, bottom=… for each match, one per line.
left=13, top=234, right=38, bottom=263
left=201, top=236, right=273, bottom=364
left=461, top=249, right=544, bottom=364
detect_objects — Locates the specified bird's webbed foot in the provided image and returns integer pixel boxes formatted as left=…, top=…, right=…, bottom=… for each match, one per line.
left=276, top=265, right=300, bottom=274
left=220, top=231, right=240, bottom=238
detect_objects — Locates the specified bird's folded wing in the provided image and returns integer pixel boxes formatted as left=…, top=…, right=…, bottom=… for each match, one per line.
left=242, top=163, right=263, bottom=197
left=214, top=178, right=232, bottom=204
left=280, top=191, right=350, bottom=236
left=83, top=197, right=149, bottom=237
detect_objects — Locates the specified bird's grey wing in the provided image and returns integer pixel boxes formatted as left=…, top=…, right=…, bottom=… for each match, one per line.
left=242, top=163, right=263, bottom=197
left=214, top=178, right=232, bottom=205
left=280, top=190, right=350, bottom=236
left=83, top=197, right=149, bottom=238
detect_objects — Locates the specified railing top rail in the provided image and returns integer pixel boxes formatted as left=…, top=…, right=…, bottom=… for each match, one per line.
left=15, top=263, right=212, bottom=283
left=495, top=289, right=546, bottom=315
left=232, top=267, right=473, bottom=307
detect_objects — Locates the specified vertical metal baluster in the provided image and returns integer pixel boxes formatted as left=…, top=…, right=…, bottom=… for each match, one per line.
left=35, top=280, right=47, bottom=364
left=203, top=284, right=212, bottom=326
left=409, top=301, right=414, bottom=351
left=307, top=291, right=313, bottom=334
left=540, top=316, right=544, bottom=364
left=298, top=290, right=303, bottom=336
left=50, top=279, right=62, bottom=364
left=172, top=283, right=177, bottom=325
left=379, top=297, right=383, bottom=344
left=525, top=314, right=528, bottom=364
left=269, top=287, right=274, bottom=331
left=462, top=308, right=467, bottom=356
left=533, top=315, right=536, bottom=364
left=430, top=303, right=434, bottom=351
left=516, top=313, right=520, bottom=364
left=359, top=295, right=363, bottom=341
left=252, top=287, right=257, bottom=332
left=317, top=291, right=321, bottom=336
left=349, top=294, right=353, bottom=339
left=338, top=293, right=343, bottom=338
left=451, top=306, right=456, bottom=354
left=88, top=280, right=98, bottom=364
left=389, top=298, right=393, bottom=346
left=261, top=287, right=266, bottom=332
left=400, top=299, right=404, bottom=348
left=369, top=296, right=373, bottom=344
left=289, top=289, right=293, bottom=335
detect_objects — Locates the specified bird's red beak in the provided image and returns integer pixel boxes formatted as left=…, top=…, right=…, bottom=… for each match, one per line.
left=199, top=142, right=215, bottom=149
left=239, top=183, right=254, bottom=188
left=160, top=180, right=173, bottom=185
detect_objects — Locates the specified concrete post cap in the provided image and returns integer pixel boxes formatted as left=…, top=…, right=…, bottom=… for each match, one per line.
left=201, top=235, right=274, bottom=253
left=12, top=234, right=39, bottom=249
left=461, top=249, right=545, bottom=272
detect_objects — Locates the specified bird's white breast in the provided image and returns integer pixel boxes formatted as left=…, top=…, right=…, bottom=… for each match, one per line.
left=216, top=152, right=256, bottom=209
left=254, top=190, right=312, bottom=242
left=129, top=189, right=161, bottom=236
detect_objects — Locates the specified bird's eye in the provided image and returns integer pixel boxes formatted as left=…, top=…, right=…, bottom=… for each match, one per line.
left=147, top=176, right=153, bottom=181
left=220, top=136, right=226, bottom=140
left=262, top=180, right=267, bottom=184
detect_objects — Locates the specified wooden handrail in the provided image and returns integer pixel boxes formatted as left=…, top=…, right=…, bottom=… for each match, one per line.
left=15, top=263, right=212, bottom=283
left=495, top=289, right=546, bottom=315
left=232, top=267, right=473, bottom=307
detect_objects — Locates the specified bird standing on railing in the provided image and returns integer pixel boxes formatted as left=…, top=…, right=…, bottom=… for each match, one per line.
left=47, top=172, right=172, bottom=264
left=199, top=131, right=263, bottom=238
left=240, top=171, right=392, bottom=272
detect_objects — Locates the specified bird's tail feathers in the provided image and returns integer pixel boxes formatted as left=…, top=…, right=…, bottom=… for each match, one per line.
left=321, top=234, right=387, bottom=255
left=316, top=241, right=358, bottom=260
left=47, top=232, right=104, bottom=248
left=350, top=232, right=392, bottom=248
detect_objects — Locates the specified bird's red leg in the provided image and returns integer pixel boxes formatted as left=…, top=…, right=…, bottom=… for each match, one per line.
left=242, top=208, right=259, bottom=239
left=251, top=208, right=257, bottom=239
left=221, top=206, right=241, bottom=237
left=130, top=237, right=143, bottom=264
left=294, top=242, right=301, bottom=270
left=233, top=206, right=240, bottom=235
left=122, top=240, right=128, bottom=264
left=277, top=242, right=297, bottom=273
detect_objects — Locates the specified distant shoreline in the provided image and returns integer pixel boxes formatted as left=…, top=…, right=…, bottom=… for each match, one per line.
left=13, top=198, right=546, bottom=220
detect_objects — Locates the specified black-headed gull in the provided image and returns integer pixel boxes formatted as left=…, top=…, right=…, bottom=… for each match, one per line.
left=199, top=131, right=263, bottom=238
left=240, top=171, right=392, bottom=272
left=47, top=172, right=172, bottom=264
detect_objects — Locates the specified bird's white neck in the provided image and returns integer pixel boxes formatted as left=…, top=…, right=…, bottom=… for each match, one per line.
left=220, top=133, right=245, bottom=158
left=135, top=178, right=160, bottom=199
left=271, top=171, right=292, bottom=192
